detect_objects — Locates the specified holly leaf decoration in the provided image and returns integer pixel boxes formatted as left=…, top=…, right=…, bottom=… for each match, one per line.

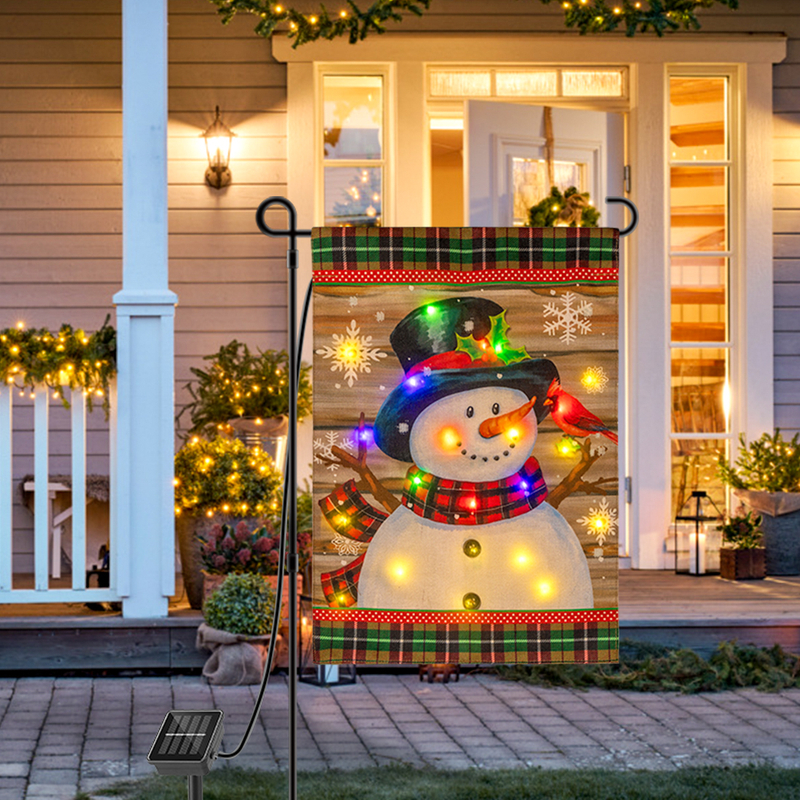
left=455, top=332, right=486, bottom=362
left=487, top=312, right=530, bottom=365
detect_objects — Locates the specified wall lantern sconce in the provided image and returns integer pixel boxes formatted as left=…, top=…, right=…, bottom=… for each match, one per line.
left=202, top=106, right=235, bottom=189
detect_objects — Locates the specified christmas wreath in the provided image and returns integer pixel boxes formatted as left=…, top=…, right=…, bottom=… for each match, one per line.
left=527, top=186, right=600, bottom=228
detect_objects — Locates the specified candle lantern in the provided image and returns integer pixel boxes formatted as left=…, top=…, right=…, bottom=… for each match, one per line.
left=674, top=490, right=723, bottom=575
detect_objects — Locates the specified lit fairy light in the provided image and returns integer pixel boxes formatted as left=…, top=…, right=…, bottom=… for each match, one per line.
left=580, top=365, right=609, bottom=394
left=556, top=434, right=581, bottom=457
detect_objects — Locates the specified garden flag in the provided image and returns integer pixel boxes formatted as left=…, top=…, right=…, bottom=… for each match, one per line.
left=312, top=228, right=619, bottom=665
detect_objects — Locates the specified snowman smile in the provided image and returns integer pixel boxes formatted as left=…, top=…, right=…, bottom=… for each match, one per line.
left=460, top=444, right=514, bottom=463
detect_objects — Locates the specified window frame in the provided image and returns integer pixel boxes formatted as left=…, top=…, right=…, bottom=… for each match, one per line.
left=315, top=63, right=394, bottom=227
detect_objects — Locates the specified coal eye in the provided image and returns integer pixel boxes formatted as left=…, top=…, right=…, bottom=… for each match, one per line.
left=466, top=406, right=474, bottom=418
left=492, top=403, right=500, bottom=415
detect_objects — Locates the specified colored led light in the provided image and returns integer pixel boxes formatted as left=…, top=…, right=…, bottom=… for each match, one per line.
left=426, top=305, right=437, bottom=315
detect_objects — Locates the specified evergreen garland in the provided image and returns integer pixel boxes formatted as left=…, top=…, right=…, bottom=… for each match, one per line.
left=528, top=186, right=599, bottom=228
left=0, top=316, right=116, bottom=415
left=208, top=0, right=738, bottom=47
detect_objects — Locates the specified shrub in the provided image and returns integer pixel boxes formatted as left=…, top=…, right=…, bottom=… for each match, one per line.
left=203, top=573, right=275, bottom=636
left=717, top=429, right=800, bottom=493
left=717, top=509, right=763, bottom=550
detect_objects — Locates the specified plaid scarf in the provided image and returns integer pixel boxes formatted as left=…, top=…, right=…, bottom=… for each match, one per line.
left=401, top=457, right=548, bottom=526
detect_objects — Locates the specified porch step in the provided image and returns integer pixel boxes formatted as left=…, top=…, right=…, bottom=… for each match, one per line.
left=1, top=572, right=798, bottom=672
left=0, top=613, right=206, bottom=673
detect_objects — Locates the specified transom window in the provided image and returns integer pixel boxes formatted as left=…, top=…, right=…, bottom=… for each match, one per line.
left=428, top=66, right=627, bottom=100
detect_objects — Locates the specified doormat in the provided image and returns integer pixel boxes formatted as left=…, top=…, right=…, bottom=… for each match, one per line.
left=312, top=227, right=619, bottom=664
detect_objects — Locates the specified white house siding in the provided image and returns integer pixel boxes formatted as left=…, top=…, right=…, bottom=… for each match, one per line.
left=0, top=0, right=288, bottom=573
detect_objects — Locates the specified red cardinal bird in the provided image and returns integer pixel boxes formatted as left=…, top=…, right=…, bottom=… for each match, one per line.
left=543, top=379, right=618, bottom=445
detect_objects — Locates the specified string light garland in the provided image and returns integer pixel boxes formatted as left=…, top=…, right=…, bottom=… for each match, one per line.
left=208, top=0, right=738, bottom=46
left=0, top=316, right=116, bottom=415
left=177, top=340, right=311, bottom=438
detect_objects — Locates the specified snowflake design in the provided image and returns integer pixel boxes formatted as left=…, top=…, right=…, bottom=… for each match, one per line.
left=348, top=296, right=359, bottom=307
left=331, top=534, right=363, bottom=557
left=581, top=365, right=609, bottom=394
left=316, top=319, right=387, bottom=387
left=375, top=311, right=385, bottom=322
left=313, top=430, right=354, bottom=472
left=543, top=292, right=593, bottom=344
left=577, top=498, right=618, bottom=547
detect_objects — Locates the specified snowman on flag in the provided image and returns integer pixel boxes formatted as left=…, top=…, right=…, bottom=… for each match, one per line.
left=319, top=296, right=616, bottom=612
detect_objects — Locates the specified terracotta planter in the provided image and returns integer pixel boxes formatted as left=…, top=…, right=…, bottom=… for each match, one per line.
left=719, top=547, right=766, bottom=581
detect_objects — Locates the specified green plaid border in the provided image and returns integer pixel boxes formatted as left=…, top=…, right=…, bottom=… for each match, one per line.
left=314, top=620, right=619, bottom=664
left=312, top=227, right=618, bottom=271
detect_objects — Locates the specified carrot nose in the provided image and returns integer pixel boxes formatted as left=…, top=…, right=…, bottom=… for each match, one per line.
left=478, top=398, right=535, bottom=439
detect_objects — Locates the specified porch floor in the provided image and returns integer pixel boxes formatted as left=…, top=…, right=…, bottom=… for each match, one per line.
left=0, top=571, right=798, bottom=671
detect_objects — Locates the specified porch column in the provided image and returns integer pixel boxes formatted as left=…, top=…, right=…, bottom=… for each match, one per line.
left=114, top=0, right=177, bottom=618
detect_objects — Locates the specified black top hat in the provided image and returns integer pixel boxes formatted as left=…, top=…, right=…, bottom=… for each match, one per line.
left=374, top=297, right=558, bottom=462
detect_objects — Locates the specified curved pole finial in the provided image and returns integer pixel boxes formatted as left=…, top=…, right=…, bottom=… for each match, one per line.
left=255, top=196, right=312, bottom=250
left=605, top=196, right=639, bottom=237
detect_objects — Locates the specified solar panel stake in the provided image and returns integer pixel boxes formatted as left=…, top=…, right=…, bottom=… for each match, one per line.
left=148, top=711, right=225, bottom=800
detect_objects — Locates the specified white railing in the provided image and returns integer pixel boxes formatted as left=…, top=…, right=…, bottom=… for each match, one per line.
left=0, top=382, right=118, bottom=604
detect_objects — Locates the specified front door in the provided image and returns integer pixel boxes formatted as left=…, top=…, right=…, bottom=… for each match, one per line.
left=464, top=100, right=624, bottom=229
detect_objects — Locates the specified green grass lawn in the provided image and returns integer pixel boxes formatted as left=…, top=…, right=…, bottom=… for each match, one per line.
left=88, top=764, right=800, bottom=800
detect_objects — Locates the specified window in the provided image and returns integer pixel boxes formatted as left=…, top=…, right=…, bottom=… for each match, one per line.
left=322, top=74, right=386, bottom=226
left=668, top=74, right=733, bottom=519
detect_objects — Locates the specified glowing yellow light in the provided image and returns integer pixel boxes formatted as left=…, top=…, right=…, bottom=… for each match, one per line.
left=191, top=437, right=200, bottom=444
left=595, top=15, right=604, bottom=22
left=551, top=204, right=559, bottom=212
left=290, top=21, right=297, bottom=29
left=440, top=427, right=460, bottom=450
left=513, top=550, right=531, bottom=568
left=390, top=562, right=406, bottom=580
left=206, top=510, right=214, bottom=517
left=538, top=581, right=552, bottom=597
left=16, top=321, right=24, bottom=329
left=222, top=504, right=230, bottom=512
left=204, top=457, right=213, bottom=465
left=562, top=1, right=571, bottom=7
left=340, top=9, right=347, bottom=16
left=82, top=337, right=89, bottom=344
left=9, top=346, right=19, bottom=355
left=309, top=15, right=317, bottom=24
left=275, top=4, right=283, bottom=12
left=173, top=478, right=180, bottom=486
left=337, top=515, right=350, bottom=527
left=507, top=428, right=520, bottom=441
left=613, top=6, right=621, bottom=13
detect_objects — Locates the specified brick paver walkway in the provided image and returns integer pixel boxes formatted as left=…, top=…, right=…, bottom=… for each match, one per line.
left=0, top=675, right=799, bottom=800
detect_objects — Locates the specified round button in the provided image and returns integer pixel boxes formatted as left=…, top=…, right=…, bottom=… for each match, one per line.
left=462, top=592, right=481, bottom=610
left=463, top=539, right=482, bottom=558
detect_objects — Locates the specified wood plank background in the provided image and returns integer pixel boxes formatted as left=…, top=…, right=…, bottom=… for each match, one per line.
left=313, top=278, right=619, bottom=611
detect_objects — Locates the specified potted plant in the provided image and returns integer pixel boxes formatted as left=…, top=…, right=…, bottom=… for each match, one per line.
left=174, top=434, right=281, bottom=608
left=717, top=510, right=766, bottom=580
left=177, top=341, right=312, bottom=455
left=196, top=573, right=278, bottom=685
left=718, top=430, right=800, bottom=575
